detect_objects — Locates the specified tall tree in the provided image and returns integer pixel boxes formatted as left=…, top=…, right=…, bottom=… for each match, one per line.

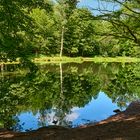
left=54, top=0, right=78, bottom=57
left=0, top=0, right=31, bottom=61
left=0, top=0, right=52, bottom=61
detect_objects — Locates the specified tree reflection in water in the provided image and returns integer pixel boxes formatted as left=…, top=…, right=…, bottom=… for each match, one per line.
left=0, top=62, right=140, bottom=131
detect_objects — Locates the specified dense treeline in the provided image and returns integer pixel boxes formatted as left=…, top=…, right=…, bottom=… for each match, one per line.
left=0, top=0, right=140, bottom=61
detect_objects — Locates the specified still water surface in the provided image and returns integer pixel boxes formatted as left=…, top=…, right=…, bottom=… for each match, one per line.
left=0, top=62, right=140, bottom=131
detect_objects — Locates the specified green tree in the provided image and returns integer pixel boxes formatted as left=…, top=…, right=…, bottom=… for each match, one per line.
left=53, top=0, right=78, bottom=57
left=0, top=0, right=53, bottom=61
left=64, top=8, right=100, bottom=57
left=29, top=6, right=59, bottom=56
left=0, top=0, right=32, bottom=61
left=94, top=0, right=140, bottom=56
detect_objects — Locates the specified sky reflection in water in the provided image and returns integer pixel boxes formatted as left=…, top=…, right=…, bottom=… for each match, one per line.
left=18, top=92, right=125, bottom=132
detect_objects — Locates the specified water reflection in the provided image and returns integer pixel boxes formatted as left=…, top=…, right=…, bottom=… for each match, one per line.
left=17, top=92, right=122, bottom=131
left=0, top=62, right=140, bottom=131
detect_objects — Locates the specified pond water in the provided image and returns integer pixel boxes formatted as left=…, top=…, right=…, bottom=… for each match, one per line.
left=0, top=62, right=140, bottom=132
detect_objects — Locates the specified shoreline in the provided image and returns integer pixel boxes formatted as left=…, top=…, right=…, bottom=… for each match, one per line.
left=0, top=56, right=140, bottom=65
left=1, top=101, right=140, bottom=140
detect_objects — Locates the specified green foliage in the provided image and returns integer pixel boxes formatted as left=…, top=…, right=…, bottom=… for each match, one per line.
left=0, top=0, right=139, bottom=59
left=30, top=7, right=59, bottom=55
left=0, top=0, right=32, bottom=61
left=96, top=0, right=140, bottom=56
left=1, top=0, right=140, bottom=131
left=64, top=8, right=99, bottom=57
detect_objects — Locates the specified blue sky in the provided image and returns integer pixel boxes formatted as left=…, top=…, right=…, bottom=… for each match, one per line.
left=78, top=0, right=101, bottom=8
left=78, top=0, right=120, bottom=15
left=78, top=0, right=102, bottom=15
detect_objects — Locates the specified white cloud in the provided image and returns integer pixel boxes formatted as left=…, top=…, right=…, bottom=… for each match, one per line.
left=65, top=112, right=79, bottom=122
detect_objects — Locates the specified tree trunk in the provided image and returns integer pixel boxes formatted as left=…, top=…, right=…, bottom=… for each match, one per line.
left=60, top=26, right=64, bottom=57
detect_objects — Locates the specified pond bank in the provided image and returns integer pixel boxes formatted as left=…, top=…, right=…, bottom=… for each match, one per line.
left=1, top=101, right=140, bottom=140
left=1, top=57, right=140, bottom=65
left=32, top=56, right=140, bottom=63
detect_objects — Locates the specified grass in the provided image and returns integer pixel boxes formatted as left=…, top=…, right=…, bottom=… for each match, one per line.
left=33, top=56, right=83, bottom=63
left=1, top=56, right=140, bottom=65
left=33, top=56, right=140, bottom=63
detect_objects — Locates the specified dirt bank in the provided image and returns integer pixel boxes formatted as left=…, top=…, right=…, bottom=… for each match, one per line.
left=1, top=101, right=140, bottom=140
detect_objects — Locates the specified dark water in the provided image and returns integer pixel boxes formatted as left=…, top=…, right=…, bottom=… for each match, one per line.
left=0, top=62, right=140, bottom=132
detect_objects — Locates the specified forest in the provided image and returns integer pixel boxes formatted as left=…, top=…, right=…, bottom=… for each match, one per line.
left=0, top=0, right=140, bottom=62
left=1, top=0, right=140, bottom=137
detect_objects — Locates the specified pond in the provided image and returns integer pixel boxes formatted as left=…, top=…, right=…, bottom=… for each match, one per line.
left=0, top=62, right=140, bottom=132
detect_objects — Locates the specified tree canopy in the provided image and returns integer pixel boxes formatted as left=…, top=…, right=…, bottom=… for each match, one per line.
left=0, top=0, right=140, bottom=60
